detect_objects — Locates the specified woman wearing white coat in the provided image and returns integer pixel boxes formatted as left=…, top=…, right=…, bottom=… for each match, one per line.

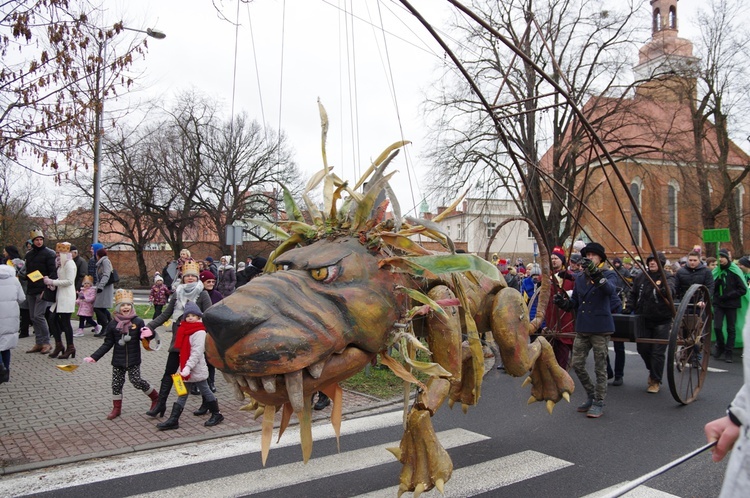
left=43, top=242, right=78, bottom=359
left=0, top=263, right=26, bottom=383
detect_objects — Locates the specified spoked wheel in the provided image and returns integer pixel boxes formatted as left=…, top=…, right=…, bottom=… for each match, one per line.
left=667, top=284, right=712, bottom=405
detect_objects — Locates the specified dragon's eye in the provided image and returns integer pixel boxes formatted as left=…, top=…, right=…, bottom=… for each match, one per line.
left=276, top=264, right=289, bottom=271
left=310, top=265, right=339, bottom=284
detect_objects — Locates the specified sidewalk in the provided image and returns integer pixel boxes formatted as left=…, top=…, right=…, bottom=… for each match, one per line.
left=0, top=324, right=392, bottom=476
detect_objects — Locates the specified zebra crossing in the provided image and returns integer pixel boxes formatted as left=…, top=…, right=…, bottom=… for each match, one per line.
left=0, top=409, right=679, bottom=497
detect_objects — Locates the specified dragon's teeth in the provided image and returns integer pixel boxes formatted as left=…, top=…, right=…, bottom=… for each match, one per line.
left=285, top=370, right=305, bottom=413
left=235, top=375, right=249, bottom=388
left=245, top=376, right=259, bottom=392
left=261, top=375, right=277, bottom=393
left=307, top=360, right=325, bottom=379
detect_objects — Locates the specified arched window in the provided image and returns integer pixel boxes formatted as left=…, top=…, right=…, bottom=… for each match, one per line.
left=669, top=6, right=677, bottom=29
left=735, top=185, right=745, bottom=241
left=653, top=8, right=661, bottom=32
left=630, top=178, right=643, bottom=247
left=668, top=180, right=680, bottom=246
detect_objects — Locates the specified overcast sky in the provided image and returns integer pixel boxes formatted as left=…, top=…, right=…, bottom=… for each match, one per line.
left=101, top=0, right=452, bottom=217
left=73, top=0, right=703, bottom=217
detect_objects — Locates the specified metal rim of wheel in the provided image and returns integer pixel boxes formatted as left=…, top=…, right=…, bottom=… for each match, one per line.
left=667, top=284, right=712, bottom=405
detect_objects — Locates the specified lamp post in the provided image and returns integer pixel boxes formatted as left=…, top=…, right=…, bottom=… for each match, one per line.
left=92, top=26, right=166, bottom=245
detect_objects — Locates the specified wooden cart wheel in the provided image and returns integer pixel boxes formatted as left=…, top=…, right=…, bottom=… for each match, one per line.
left=667, top=284, right=712, bottom=405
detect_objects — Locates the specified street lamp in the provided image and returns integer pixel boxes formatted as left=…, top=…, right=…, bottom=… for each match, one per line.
left=92, top=26, right=166, bottom=245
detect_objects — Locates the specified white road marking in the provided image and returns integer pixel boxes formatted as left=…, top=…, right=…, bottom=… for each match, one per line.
left=0, top=410, right=407, bottom=497
left=356, top=450, right=573, bottom=497
left=130, top=428, right=490, bottom=497
left=582, top=481, right=680, bottom=497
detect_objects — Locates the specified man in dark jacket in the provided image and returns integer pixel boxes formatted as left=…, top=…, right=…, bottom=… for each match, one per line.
left=627, top=252, right=676, bottom=393
left=70, top=245, right=88, bottom=291
left=554, top=241, right=619, bottom=418
left=675, top=250, right=714, bottom=299
left=24, top=229, right=57, bottom=354
left=237, top=256, right=266, bottom=288
left=713, top=249, right=748, bottom=363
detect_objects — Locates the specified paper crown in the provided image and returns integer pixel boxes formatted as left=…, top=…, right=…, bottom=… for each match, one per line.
left=114, top=289, right=134, bottom=306
left=55, top=242, right=71, bottom=253
left=29, top=229, right=44, bottom=239
left=182, top=260, right=201, bottom=277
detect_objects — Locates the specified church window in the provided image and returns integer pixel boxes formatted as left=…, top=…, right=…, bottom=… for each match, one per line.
left=669, top=6, right=677, bottom=29
left=630, top=179, right=642, bottom=247
left=668, top=180, right=679, bottom=246
left=653, top=8, right=661, bottom=32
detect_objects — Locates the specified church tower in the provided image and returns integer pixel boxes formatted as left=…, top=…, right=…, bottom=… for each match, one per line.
left=633, top=0, right=699, bottom=102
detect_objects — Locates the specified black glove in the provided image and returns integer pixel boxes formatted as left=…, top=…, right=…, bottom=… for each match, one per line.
left=97, top=288, right=103, bottom=293
left=553, top=293, right=572, bottom=311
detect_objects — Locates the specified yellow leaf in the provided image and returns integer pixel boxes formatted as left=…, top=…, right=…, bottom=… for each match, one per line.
left=432, top=189, right=469, bottom=223
left=395, top=286, right=446, bottom=315
left=55, top=364, right=79, bottom=372
left=380, top=351, right=426, bottom=390
left=380, top=232, right=432, bottom=256
left=352, top=140, right=410, bottom=191
left=403, top=356, right=453, bottom=378
left=261, top=404, right=275, bottom=466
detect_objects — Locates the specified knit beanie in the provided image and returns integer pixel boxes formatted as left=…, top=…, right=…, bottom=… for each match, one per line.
left=183, top=301, right=203, bottom=318
left=719, top=248, right=731, bottom=260
left=739, top=256, right=750, bottom=268
left=551, top=246, right=566, bottom=265
left=200, top=270, right=216, bottom=282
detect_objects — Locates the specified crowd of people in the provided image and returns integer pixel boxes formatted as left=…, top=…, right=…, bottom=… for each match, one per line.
left=0, top=230, right=280, bottom=424
left=492, top=240, right=747, bottom=419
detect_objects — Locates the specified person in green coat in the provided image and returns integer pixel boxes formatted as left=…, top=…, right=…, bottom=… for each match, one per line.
left=712, top=249, right=749, bottom=363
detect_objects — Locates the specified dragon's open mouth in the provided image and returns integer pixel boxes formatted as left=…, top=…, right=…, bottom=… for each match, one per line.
left=221, top=346, right=376, bottom=411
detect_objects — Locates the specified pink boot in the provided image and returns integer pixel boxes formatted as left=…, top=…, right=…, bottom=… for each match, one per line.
left=73, top=328, right=85, bottom=337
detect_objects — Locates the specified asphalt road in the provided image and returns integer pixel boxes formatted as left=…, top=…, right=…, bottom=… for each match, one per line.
left=8, top=342, right=743, bottom=497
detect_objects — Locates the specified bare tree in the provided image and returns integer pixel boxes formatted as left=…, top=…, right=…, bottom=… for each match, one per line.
left=423, top=0, right=648, bottom=248
left=0, top=1, right=150, bottom=176
left=143, top=92, right=212, bottom=258
left=0, top=162, right=37, bottom=247
left=198, top=112, right=301, bottom=252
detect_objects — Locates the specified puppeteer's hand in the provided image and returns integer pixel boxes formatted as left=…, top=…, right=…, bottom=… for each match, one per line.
left=84, top=357, right=96, bottom=364
left=705, top=416, right=741, bottom=462
left=140, top=327, right=153, bottom=339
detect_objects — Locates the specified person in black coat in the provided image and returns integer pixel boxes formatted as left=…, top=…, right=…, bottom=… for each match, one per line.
left=23, top=229, right=57, bottom=354
left=675, top=250, right=715, bottom=299
left=84, top=289, right=159, bottom=420
left=554, top=242, right=619, bottom=418
left=712, top=249, right=748, bottom=363
left=236, top=256, right=267, bottom=288
left=626, top=252, right=676, bottom=393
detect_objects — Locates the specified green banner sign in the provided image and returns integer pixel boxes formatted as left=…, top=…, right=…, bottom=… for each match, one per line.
left=703, top=228, right=731, bottom=243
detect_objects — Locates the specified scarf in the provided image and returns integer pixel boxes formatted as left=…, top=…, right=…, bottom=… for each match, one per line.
left=176, top=321, right=206, bottom=378
left=171, top=281, right=204, bottom=321
left=114, top=309, right=136, bottom=334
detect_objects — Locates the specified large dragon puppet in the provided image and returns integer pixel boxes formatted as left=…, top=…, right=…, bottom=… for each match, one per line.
left=203, top=104, right=574, bottom=496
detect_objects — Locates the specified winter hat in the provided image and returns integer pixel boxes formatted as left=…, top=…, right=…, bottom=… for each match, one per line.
left=581, top=242, right=606, bottom=261
left=4, top=245, right=21, bottom=260
left=623, top=257, right=633, bottom=265
left=91, top=242, right=104, bottom=254
left=205, top=256, right=214, bottom=263
left=719, top=248, right=731, bottom=260
left=612, top=257, right=622, bottom=265
left=518, top=266, right=526, bottom=274
left=739, top=256, right=750, bottom=268
left=569, top=253, right=582, bottom=264
left=251, top=257, right=267, bottom=270
left=70, top=245, right=77, bottom=252
left=183, top=301, right=203, bottom=318
left=646, top=252, right=667, bottom=266
left=529, top=264, right=542, bottom=276
left=237, top=262, right=246, bottom=271
left=200, top=270, right=216, bottom=282
left=573, top=240, right=586, bottom=252
left=551, top=246, right=566, bottom=265
left=154, top=275, right=164, bottom=283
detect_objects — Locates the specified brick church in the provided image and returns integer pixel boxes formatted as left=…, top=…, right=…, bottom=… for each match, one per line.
left=554, top=0, right=750, bottom=259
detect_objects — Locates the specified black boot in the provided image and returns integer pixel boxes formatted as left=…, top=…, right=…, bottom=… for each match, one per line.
left=204, top=400, right=224, bottom=427
left=146, top=378, right=171, bottom=417
left=725, top=350, right=733, bottom=363
left=193, top=397, right=209, bottom=416
left=157, top=403, right=183, bottom=430
left=314, top=392, right=331, bottom=410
